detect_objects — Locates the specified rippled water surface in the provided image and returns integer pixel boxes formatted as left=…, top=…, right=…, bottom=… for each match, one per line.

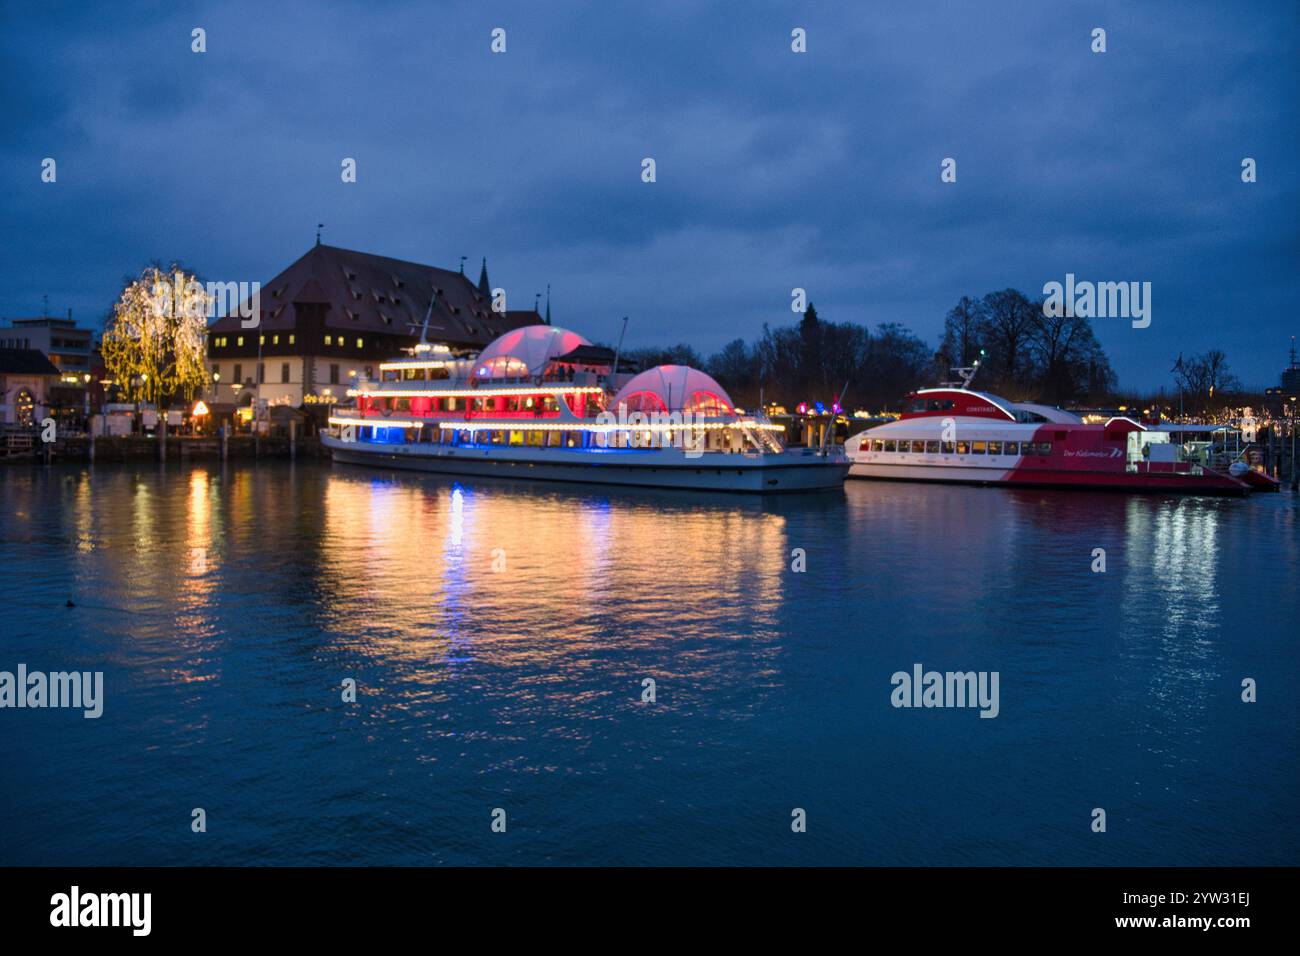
left=1, top=461, right=1296, bottom=865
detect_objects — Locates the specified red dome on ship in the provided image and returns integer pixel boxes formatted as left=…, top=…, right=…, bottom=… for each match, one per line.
left=612, top=365, right=734, bottom=414
left=473, top=325, right=591, bottom=379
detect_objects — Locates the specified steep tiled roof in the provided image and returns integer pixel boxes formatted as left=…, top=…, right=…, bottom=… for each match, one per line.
left=210, top=244, right=535, bottom=348
left=0, top=348, right=61, bottom=376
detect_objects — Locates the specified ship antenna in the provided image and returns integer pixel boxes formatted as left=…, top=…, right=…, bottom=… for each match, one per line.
left=610, top=316, right=629, bottom=389
left=418, top=282, right=436, bottom=346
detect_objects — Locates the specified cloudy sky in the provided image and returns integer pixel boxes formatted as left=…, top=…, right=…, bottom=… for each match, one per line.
left=2, top=0, right=1296, bottom=387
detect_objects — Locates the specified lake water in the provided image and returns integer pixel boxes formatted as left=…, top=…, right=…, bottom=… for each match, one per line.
left=1, top=461, right=1296, bottom=866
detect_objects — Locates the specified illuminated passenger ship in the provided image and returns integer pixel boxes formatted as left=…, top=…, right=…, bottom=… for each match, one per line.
left=322, top=324, right=849, bottom=492
left=844, top=369, right=1265, bottom=495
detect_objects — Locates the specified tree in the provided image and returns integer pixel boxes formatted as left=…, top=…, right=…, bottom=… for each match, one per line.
left=975, top=289, right=1039, bottom=399
left=939, top=295, right=982, bottom=368
left=102, top=265, right=211, bottom=408
left=860, top=322, right=931, bottom=410
left=1031, top=305, right=1115, bottom=404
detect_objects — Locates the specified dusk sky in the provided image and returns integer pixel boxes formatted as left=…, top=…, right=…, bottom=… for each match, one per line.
left=3, top=0, right=1296, bottom=388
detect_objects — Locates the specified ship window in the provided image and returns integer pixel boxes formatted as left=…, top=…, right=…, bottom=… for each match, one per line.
left=926, top=399, right=953, bottom=411
left=956, top=441, right=970, bottom=454
left=871, top=439, right=884, bottom=452
left=911, top=440, right=925, bottom=453
left=1004, top=441, right=1019, bottom=455
left=925, top=440, right=940, bottom=453
left=1040, top=442, right=1053, bottom=455
left=987, top=441, right=1002, bottom=455
left=972, top=441, right=986, bottom=454
left=941, top=441, right=955, bottom=454
left=884, top=440, right=896, bottom=452
left=909, top=400, right=927, bottom=413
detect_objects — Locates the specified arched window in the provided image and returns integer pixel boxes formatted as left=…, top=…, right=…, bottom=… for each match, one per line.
left=14, top=388, right=35, bottom=426
left=618, top=391, right=668, bottom=413
left=686, top=391, right=730, bottom=415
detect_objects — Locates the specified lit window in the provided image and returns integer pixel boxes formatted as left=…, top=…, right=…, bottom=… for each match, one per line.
left=273, top=335, right=280, bottom=345
left=325, top=335, right=332, bottom=345
left=289, top=334, right=295, bottom=345
left=236, top=336, right=244, bottom=346
left=356, top=338, right=363, bottom=348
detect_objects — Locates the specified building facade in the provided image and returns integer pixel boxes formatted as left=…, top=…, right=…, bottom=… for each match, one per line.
left=0, top=348, right=62, bottom=426
left=205, top=244, right=542, bottom=408
left=1, top=314, right=98, bottom=423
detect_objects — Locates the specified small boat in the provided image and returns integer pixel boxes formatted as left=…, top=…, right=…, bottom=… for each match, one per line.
left=322, top=324, right=849, bottom=493
left=844, top=371, right=1253, bottom=495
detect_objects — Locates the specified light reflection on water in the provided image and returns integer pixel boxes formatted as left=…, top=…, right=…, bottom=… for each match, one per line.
left=0, top=462, right=1296, bottom=865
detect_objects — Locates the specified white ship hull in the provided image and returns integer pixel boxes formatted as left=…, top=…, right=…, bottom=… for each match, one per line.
left=322, top=433, right=849, bottom=492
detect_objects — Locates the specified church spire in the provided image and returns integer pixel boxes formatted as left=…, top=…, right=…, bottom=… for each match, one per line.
left=477, top=257, right=490, bottom=297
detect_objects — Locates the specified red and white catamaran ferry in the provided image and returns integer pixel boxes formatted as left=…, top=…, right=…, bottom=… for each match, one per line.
left=845, top=370, right=1258, bottom=495
left=322, top=324, right=849, bottom=493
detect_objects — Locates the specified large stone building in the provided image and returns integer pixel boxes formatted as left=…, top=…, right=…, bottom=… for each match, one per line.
left=206, top=243, right=542, bottom=408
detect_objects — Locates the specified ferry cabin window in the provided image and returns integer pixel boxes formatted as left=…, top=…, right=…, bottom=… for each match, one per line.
left=383, top=369, right=399, bottom=382
left=911, top=398, right=955, bottom=412
left=911, top=440, right=925, bottom=453
left=871, top=439, right=884, bottom=452
left=1004, top=441, right=1018, bottom=455
left=940, top=440, right=955, bottom=454
left=956, top=441, right=969, bottom=454
left=987, top=441, right=1002, bottom=455
left=971, top=441, right=986, bottom=454
left=884, top=440, right=897, bottom=452
left=925, top=440, right=940, bottom=453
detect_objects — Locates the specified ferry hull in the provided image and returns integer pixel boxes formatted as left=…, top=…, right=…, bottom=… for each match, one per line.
left=323, top=434, right=849, bottom=493
left=848, top=461, right=1248, bottom=495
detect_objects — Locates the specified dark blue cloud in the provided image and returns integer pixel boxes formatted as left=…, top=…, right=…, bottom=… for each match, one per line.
left=2, top=0, right=1296, bottom=387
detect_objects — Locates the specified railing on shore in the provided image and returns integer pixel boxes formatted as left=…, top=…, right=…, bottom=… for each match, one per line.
left=0, top=433, right=327, bottom=464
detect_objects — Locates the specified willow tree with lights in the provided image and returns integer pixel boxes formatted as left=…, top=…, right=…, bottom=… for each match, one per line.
left=102, top=265, right=211, bottom=408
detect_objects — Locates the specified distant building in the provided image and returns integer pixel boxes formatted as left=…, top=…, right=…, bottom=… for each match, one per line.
left=1, top=314, right=97, bottom=423
left=0, top=348, right=62, bottom=426
left=205, top=244, right=543, bottom=408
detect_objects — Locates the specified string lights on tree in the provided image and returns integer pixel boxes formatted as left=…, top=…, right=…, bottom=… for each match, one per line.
left=101, top=265, right=211, bottom=407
